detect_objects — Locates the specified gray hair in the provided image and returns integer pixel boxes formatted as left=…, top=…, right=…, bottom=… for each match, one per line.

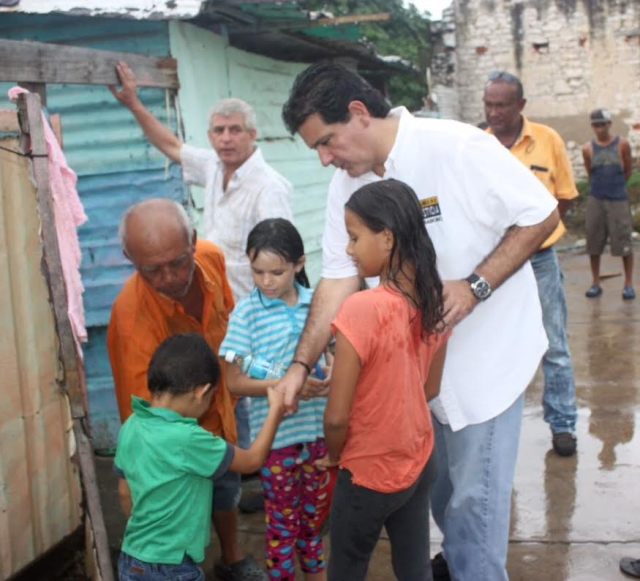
left=208, top=98, right=257, bottom=132
left=119, top=199, right=192, bottom=254
left=486, top=71, right=524, bottom=100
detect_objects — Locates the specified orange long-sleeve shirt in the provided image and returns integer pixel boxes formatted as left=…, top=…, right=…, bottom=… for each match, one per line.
left=107, top=240, right=237, bottom=443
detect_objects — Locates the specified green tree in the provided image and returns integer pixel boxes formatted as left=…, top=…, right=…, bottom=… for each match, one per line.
left=300, top=0, right=431, bottom=110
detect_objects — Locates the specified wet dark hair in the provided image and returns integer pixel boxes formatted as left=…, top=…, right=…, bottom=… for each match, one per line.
left=282, top=62, right=391, bottom=134
left=246, top=218, right=309, bottom=288
left=148, top=333, right=220, bottom=395
left=345, top=179, right=444, bottom=334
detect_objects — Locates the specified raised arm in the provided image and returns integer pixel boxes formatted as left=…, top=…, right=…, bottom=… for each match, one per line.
left=276, top=276, right=360, bottom=411
left=443, top=208, right=559, bottom=328
left=109, top=61, right=182, bottom=163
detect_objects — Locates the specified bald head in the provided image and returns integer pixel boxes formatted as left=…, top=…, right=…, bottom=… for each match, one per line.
left=120, top=199, right=197, bottom=300
left=120, top=199, right=191, bottom=256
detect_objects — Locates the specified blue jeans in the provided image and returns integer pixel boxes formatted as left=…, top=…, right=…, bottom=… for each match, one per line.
left=118, top=552, right=204, bottom=581
left=530, top=248, right=577, bottom=434
left=430, top=394, right=524, bottom=581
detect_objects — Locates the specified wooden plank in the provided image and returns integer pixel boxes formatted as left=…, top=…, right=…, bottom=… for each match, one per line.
left=0, top=39, right=179, bottom=89
left=19, top=82, right=47, bottom=107
left=0, top=109, right=18, bottom=132
left=17, top=92, right=114, bottom=581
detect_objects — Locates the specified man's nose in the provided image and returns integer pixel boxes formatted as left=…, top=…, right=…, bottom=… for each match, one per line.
left=318, top=147, right=334, bottom=167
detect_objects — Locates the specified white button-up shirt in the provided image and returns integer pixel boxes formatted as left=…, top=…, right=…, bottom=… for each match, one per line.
left=181, top=144, right=293, bottom=299
left=323, top=107, right=557, bottom=431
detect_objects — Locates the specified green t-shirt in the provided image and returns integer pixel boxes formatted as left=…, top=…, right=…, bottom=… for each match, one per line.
left=115, top=396, right=232, bottom=564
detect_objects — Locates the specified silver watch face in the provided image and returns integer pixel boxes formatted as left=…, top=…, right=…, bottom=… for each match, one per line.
left=472, top=279, right=492, bottom=300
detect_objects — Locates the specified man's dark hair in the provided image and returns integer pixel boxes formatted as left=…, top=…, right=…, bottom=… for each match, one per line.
left=147, top=333, right=220, bottom=395
left=282, top=62, right=391, bottom=134
left=486, top=71, right=524, bottom=100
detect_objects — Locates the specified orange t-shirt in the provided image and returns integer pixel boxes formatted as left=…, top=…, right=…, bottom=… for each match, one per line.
left=107, top=240, right=237, bottom=443
left=331, top=286, right=448, bottom=493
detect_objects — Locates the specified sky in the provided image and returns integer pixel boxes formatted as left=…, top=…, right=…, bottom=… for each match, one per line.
left=404, top=0, right=452, bottom=20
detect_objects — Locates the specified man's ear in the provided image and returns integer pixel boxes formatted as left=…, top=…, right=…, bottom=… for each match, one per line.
left=347, top=100, right=372, bottom=124
left=196, top=382, right=213, bottom=401
left=191, top=229, right=198, bottom=248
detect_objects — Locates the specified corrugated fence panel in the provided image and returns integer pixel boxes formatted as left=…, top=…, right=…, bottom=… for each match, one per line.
left=169, top=21, right=334, bottom=285
left=0, top=139, right=82, bottom=580
left=0, top=14, right=186, bottom=450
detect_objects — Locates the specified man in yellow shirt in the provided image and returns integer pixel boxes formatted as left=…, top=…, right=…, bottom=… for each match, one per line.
left=484, top=72, right=578, bottom=457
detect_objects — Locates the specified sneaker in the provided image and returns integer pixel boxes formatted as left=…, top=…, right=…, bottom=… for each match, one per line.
left=431, top=552, right=451, bottom=581
left=552, top=432, right=577, bottom=457
left=623, top=287, right=636, bottom=300
left=214, top=556, right=267, bottom=581
left=620, top=557, right=640, bottom=578
left=585, top=285, right=602, bottom=298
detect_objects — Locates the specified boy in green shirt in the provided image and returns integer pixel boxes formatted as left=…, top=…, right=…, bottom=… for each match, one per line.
left=115, top=333, right=284, bottom=580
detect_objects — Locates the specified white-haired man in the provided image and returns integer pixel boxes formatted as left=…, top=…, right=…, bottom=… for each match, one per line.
left=110, top=61, right=293, bottom=300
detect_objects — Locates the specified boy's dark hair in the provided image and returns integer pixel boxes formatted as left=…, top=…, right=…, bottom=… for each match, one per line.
left=282, top=62, right=391, bottom=134
left=246, top=218, right=310, bottom=288
left=345, top=179, right=444, bottom=335
left=147, top=333, right=220, bottom=395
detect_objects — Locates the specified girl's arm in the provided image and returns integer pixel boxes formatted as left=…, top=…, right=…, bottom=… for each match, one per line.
left=224, top=361, right=276, bottom=397
left=424, top=342, right=447, bottom=402
left=324, top=331, right=361, bottom=463
left=229, top=387, right=285, bottom=473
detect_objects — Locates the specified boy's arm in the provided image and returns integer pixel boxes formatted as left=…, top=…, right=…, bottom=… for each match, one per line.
left=424, top=342, right=448, bottom=402
left=323, top=331, right=360, bottom=463
left=228, top=388, right=285, bottom=473
left=118, top=478, right=132, bottom=518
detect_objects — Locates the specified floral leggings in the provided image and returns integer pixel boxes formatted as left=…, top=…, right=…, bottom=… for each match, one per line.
left=260, top=439, right=330, bottom=579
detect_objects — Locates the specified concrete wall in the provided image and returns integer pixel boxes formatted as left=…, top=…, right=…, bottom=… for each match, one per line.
left=431, top=0, right=640, bottom=178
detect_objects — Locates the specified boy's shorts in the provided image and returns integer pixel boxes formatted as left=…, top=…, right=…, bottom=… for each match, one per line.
left=213, top=469, right=241, bottom=511
left=586, top=197, right=634, bottom=256
left=118, top=552, right=204, bottom=580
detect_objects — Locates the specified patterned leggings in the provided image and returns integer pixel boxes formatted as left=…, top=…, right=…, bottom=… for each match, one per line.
left=260, top=439, right=330, bottom=580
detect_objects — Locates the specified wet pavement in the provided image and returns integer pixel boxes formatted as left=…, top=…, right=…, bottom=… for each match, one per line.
left=95, top=248, right=640, bottom=580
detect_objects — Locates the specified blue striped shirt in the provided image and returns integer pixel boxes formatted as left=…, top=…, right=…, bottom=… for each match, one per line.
left=219, top=284, right=325, bottom=449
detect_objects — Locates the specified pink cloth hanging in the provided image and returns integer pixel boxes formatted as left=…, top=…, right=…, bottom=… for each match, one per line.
left=9, top=87, right=88, bottom=354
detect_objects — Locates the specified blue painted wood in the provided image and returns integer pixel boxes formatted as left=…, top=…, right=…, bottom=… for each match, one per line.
left=0, top=14, right=185, bottom=450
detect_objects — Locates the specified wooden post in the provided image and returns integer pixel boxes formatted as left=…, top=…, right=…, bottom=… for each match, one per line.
left=17, top=92, right=114, bottom=581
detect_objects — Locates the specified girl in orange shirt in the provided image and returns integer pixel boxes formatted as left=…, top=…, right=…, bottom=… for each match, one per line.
left=323, top=178, right=449, bottom=581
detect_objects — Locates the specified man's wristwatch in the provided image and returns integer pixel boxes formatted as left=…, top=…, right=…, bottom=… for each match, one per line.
left=465, top=273, right=492, bottom=301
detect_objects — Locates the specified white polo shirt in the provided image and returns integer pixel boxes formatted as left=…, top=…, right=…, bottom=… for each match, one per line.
left=323, top=107, right=557, bottom=431
left=181, top=144, right=293, bottom=299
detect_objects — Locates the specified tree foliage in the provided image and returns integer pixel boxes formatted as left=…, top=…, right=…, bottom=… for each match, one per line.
left=299, top=0, right=432, bottom=110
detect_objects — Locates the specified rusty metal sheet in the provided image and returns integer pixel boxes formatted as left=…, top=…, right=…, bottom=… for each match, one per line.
left=0, top=138, right=82, bottom=580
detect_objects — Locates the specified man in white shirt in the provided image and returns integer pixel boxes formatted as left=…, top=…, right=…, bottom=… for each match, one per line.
left=278, top=63, right=559, bottom=581
left=110, top=61, right=293, bottom=300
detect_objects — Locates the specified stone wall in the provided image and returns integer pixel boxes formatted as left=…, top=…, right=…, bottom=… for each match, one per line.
left=430, top=0, right=640, bottom=179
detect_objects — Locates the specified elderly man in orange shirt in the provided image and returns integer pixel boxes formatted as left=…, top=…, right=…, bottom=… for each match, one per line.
left=484, top=71, right=579, bottom=458
left=107, top=198, right=266, bottom=581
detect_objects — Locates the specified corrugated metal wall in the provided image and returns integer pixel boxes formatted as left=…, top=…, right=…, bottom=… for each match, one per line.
left=0, top=138, right=82, bottom=580
left=0, top=14, right=186, bottom=450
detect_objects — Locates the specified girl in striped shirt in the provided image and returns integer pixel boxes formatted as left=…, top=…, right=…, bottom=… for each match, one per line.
left=220, top=218, right=330, bottom=581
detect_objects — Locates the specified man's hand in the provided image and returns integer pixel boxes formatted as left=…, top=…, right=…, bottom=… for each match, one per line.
left=300, top=375, right=330, bottom=400
left=275, top=364, right=308, bottom=413
left=109, top=61, right=141, bottom=109
left=442, top=279, right=479, bottom=328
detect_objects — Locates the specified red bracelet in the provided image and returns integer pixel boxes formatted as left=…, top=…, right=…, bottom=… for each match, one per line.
left=291, top=360, right=312, bottom=375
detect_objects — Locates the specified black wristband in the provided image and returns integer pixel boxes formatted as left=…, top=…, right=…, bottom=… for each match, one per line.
left=291, top=360, right=312, bottom=375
